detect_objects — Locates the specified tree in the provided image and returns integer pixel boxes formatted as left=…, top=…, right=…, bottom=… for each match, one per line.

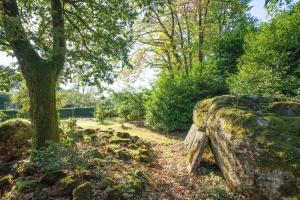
left=0, top=0, right=136, bottom=149
left=228, top=2, right=300, bottom=97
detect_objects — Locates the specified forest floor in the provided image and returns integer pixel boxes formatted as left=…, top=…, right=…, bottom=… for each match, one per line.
left=77, top=118, right=243, bottom=200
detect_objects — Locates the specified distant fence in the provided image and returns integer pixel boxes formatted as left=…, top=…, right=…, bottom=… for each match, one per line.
left=0, top=107, right=95, bottom=119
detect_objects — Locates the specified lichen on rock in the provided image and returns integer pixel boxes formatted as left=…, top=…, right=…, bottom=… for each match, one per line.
left=186, top=95, right=300, bottom=199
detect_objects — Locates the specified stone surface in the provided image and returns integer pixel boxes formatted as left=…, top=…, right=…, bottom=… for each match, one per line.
left=40, top=170, right=67, bottom=185
left=0, top=120, right=32, bottom=162
left=56, top=176, right=80, bottom=196
left=72, top=181, right=93, bottom=200
left=187, top=131, right=209, bottom=174
left=186, top=95, right=300, bottom=199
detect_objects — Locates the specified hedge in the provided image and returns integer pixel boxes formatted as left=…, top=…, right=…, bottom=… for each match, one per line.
left=0, top=107, right=95, bottom=120
left=59, top=107, right=95, bottom=118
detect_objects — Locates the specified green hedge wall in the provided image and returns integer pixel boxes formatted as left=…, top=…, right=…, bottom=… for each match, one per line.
left=1, top=110, right=18, bottom=119
left=59, top=107, right=95, bottom=118
left=0, top=107, right=95, bottom=120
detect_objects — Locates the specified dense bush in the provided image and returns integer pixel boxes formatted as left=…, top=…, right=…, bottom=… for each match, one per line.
left=0, top=111, right=7, bottom=122
left=111, top=90, right=149, bottom=122
left=95, top=97, right=116, bottom=123
left=0, top=109, right=18, bottom=119
left=145, top=64, right=227, bottom=132
left=228, top=3, right=300, bottom=97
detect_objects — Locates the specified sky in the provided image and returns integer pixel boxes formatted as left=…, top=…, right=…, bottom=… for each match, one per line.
left=0, top=0, right=272, bottom=91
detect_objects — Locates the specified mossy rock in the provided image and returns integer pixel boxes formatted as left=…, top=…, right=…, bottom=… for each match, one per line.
left=109, top=138, right=131, bottom=145
left=0, top=175, right=12, bottom=190
left=190, top=95, right=300, bottom=198
left=83, top=129, right=97, bottom=136
left=56, top=176, right=80, bottom=196
left=117, top=150, right=131, bottom=161
left=139, top=155, right=151, bottom=163
left=131, top=136, right=140, bottom=143
left=40, top=170, right=67, bottom=185
left=128, top=144, right=139, bottom=150
left=116, top=132, right=131, bottom=138
left=125, top=176, right=143, bottom=194
left=22, top=163, right=38, bottom=176
left=104, top=185, right=123, bottom=200
left=72, top=181, right=93, bottom=200
left=138, top=149, right=150, bottom=156
left=15, top=179, right=41, bottom=194
left=134, top=170, right=151, bottom=185
left=86, top=148, right=104, bottom=159
left=99, top=177, right=113, bottom=190
left=0, top=120, right=32, bottom=162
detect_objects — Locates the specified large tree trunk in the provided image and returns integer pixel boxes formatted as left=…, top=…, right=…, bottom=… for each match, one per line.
left=25, top=65, right=59, bottom=149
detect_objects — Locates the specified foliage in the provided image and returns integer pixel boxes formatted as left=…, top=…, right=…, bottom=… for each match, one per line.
left=111, top=89, right=149, bottom=121
left=229, top=3, right=300, bottom=97
left=57, top=89, right=97, bottom=108
left=11, top=82, right=30, bottom=118
left=0, top=111, right=8, bottom=122
left=95, top=97, right=115, bottom=123
left=145, top=64, right=226, bottom=132
left=0, top=65, right=22, bottom=92
left=0, top=92, right=11, bottom=110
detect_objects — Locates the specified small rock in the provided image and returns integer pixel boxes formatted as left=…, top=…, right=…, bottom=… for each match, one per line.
left=116, top=132, right=131, bottom=138
left=15, top=179, right=41, bottom=194
left=138, top=149, right=150, bottom=156
left=40, top=170, right=67, bottom=185
left=83, top=129, right=96, bottom=136
left=139, top=155, right=150, bottom=163
left=117, top=150, right=131, bottom=161
left=129, top=144, right=139, bottom=150
left=0, top=175, right=12, bottom=190
left=56, top=176, right=80, bottom=196
left=109, top=138, right=131, bottom=144
left=99, top=177, right=113, bottom=189
left=72, top=181, right=93, bottom=200
left=104, top=185, right=123, bottom=200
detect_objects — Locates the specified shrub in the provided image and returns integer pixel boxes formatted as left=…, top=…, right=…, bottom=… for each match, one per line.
left=0, top=111, right=7, bottom=122
left=145, top=64, right=226, bottom=132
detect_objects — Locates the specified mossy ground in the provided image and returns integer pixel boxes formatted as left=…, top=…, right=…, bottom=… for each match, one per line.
left=0, top=119, right=244, bottom=199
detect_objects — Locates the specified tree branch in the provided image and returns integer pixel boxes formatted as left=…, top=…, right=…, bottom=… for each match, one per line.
left=1, top=0, right=42, bottom=74
left=50, top=0, right=66, bottom=71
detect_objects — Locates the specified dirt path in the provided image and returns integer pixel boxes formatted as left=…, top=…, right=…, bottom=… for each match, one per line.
left=77, top=119, right=237, bottom=200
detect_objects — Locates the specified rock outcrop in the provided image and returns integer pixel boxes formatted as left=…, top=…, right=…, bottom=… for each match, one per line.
left=185, top=95, right=300, bottom=199
left=0, top=120, right=32, bottom=162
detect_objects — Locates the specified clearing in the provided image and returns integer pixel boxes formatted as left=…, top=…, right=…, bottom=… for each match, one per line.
left=77, top=118, right=243, bottom=200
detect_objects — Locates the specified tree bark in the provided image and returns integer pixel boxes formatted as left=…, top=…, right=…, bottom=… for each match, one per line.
left=25, top=63, right=59, bottom=149
left=2, top=0, right=65, bottom=149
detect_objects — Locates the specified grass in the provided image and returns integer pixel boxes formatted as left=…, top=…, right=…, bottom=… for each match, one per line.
left=76, top=118, right=181, bottom=145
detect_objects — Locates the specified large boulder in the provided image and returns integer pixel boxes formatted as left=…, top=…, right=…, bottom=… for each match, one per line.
left=0, top=120, right=32, bottom=162
left=185, top=95, right=300, bottom=199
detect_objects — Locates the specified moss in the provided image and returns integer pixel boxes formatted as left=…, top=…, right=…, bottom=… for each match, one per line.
left=0, top=175, right=12, bottom=190
left=109, top=138, right=131, bottom=144
left=87, top=148, right=105, bottom=159
left=116, top=132, right=131, bottom=138
left=99, top=177, right=113, bottom=189
left=56, top=176, right=80, bottom=196
left=83, top=128, right=96, bottom=136
left=139, top=155, right=151, bottom=163
left=138, top=149, right=150, bottom=156
left=128, top=144, right=139, bottom=150
left=104, top=185, right=123, bottom=200
left=22, top=163, right=38, bottom=176
left=72, top=181, right=93, bottom=200
left=40, top=170, right=67, bottom=185
left=269, top=101, right=300, bottom=116
left=117, top=149, right=131, bottom=161
left=15, top=179, right=41, bottom=194
left=195, top=95, right=300, bottom=178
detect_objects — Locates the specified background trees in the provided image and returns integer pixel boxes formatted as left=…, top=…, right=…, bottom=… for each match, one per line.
left=228, top=3, right=300, bottom=97
left=0, top=0, right=136, bottom=148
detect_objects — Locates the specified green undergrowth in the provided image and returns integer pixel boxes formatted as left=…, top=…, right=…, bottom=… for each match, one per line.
left=0, top=118, right=153, bottom=200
